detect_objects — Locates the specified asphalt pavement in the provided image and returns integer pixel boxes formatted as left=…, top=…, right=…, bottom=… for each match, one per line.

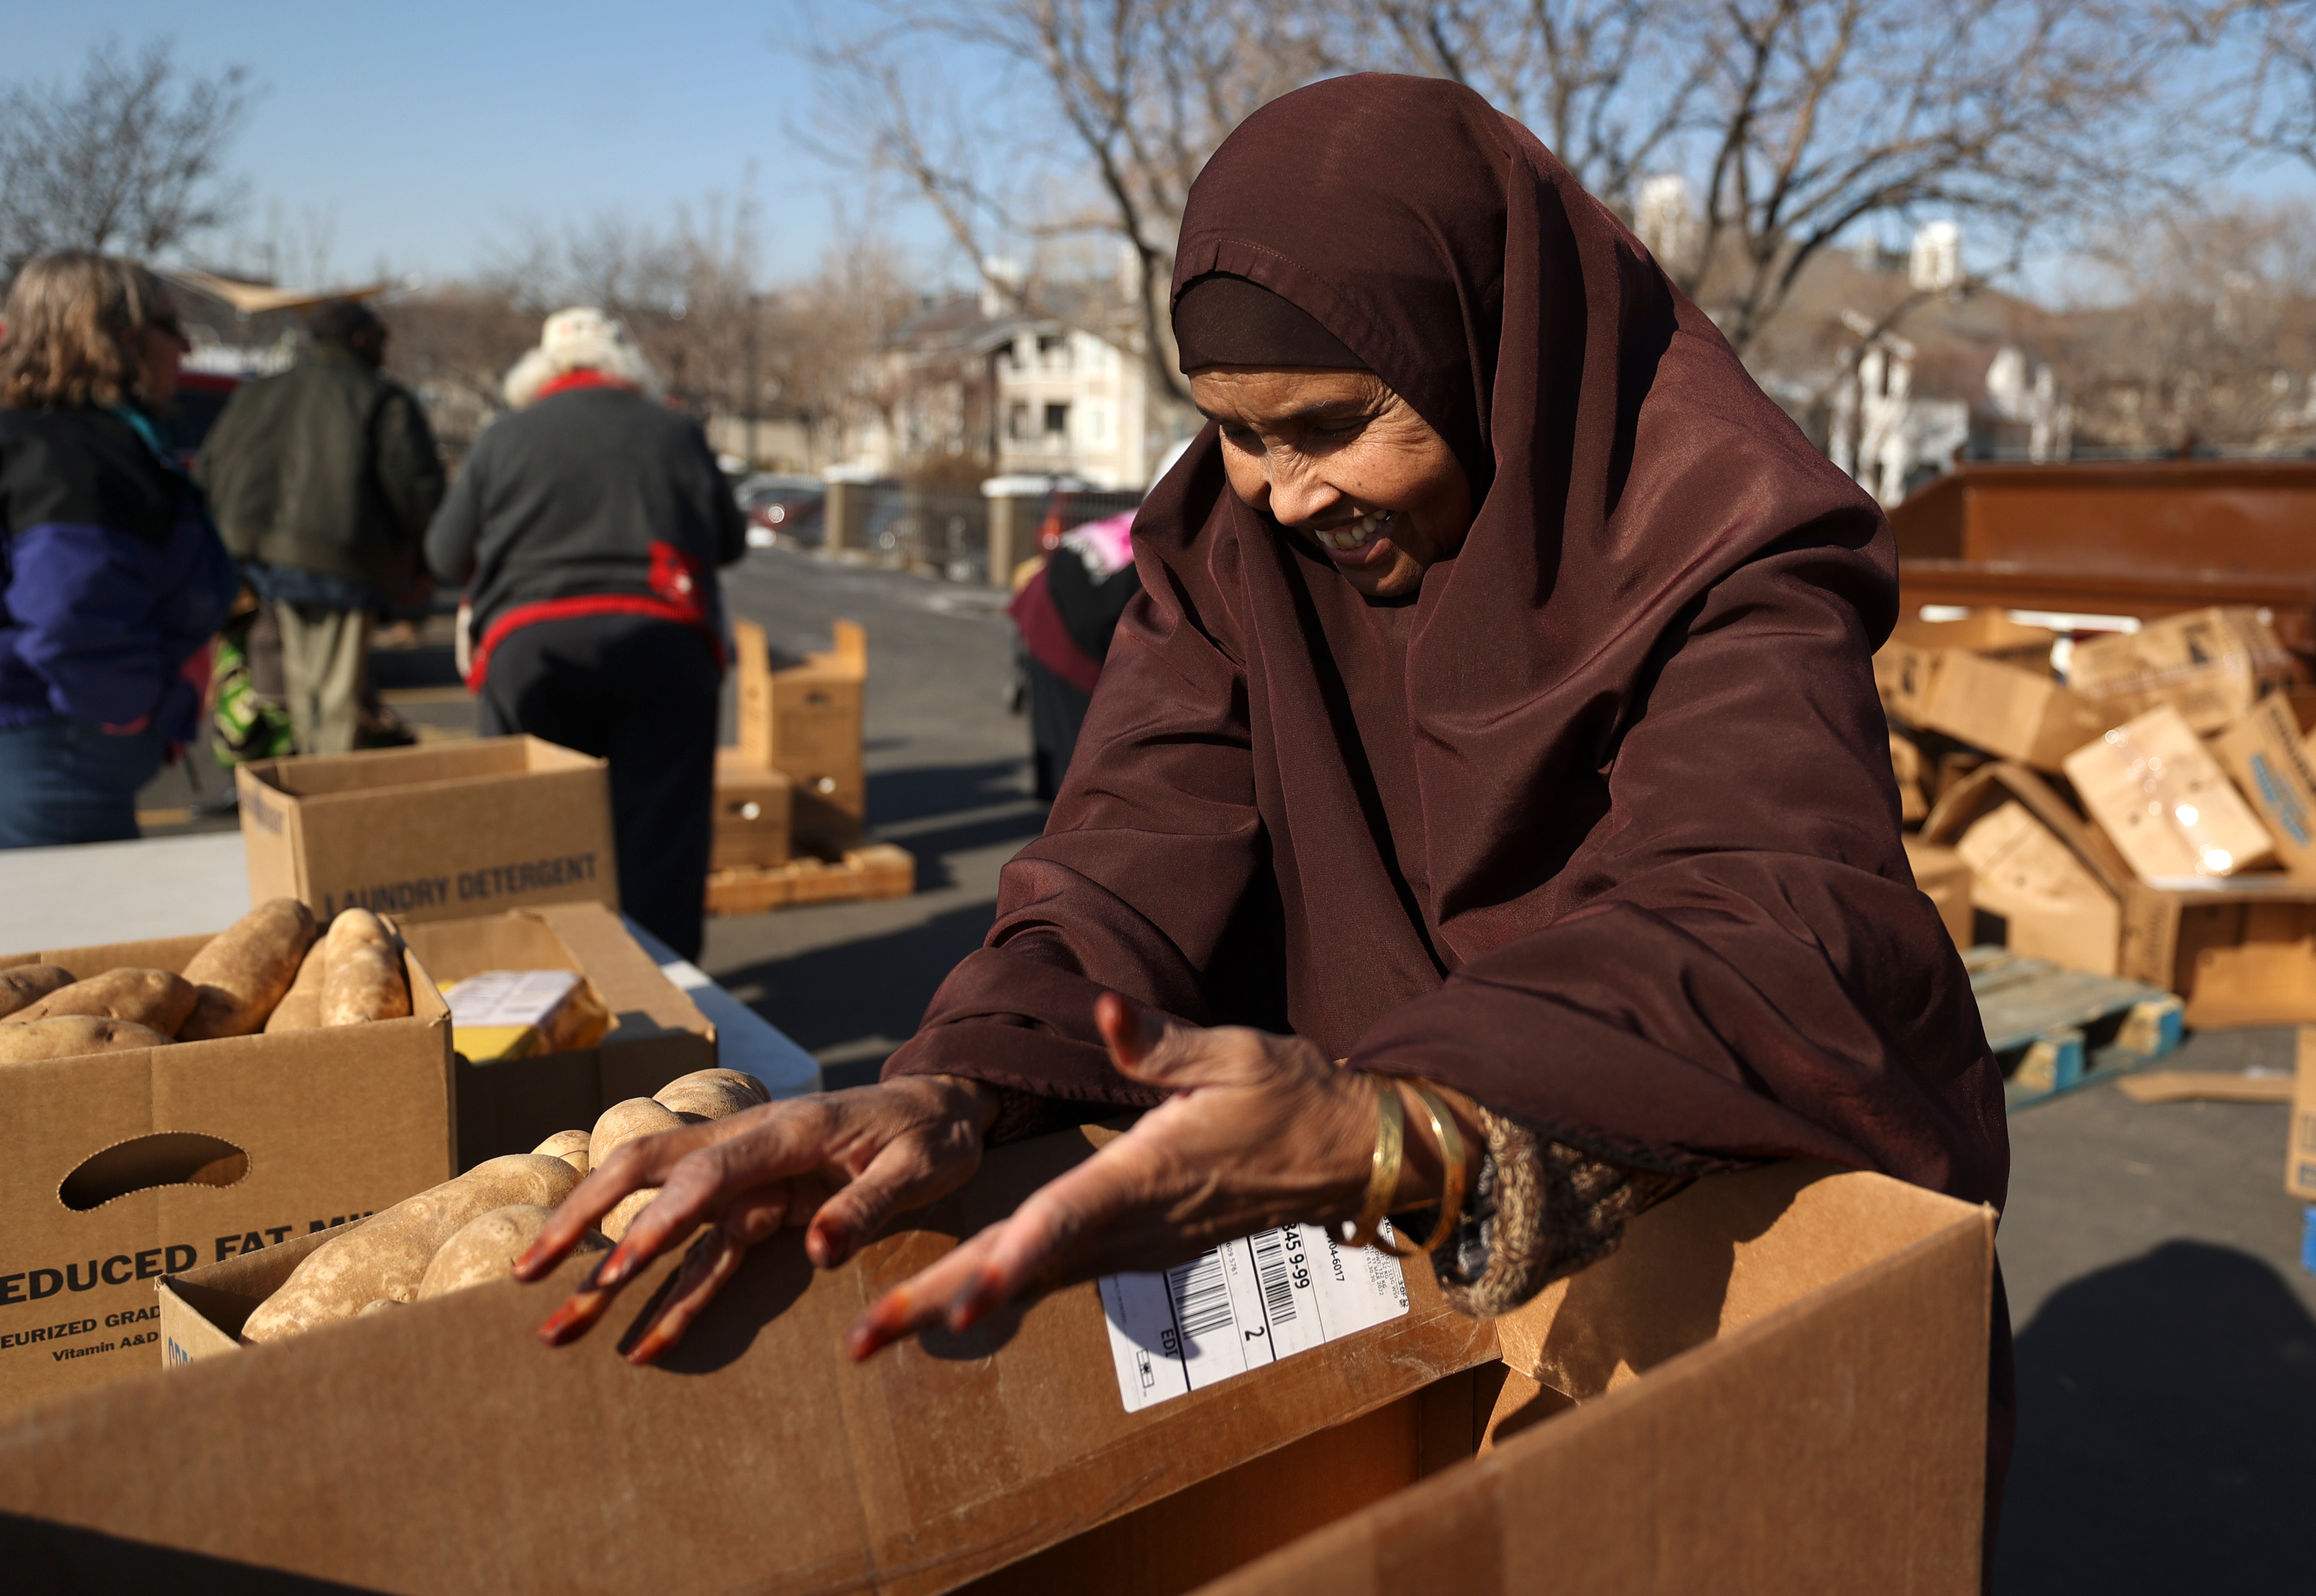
left=147, top=544, right=2316, bottom=1588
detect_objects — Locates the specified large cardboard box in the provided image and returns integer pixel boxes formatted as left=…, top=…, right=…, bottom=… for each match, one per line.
left=1915, top=648, right=2114, bottom=771
left=2118, top=877, right=2316, bottom=1027
left=736, top=618, right=866, bottom=854
left=2063, top=705, right=2276, bottom=881
left=2211, top=691, right=2316, bottom=884
left=2291, top=1029, right=2316, bottom=1202
left=0, top=932, right=452, bottom=1415
left=0, top=1142, right=1993, bottom=1594
left=1874, top=612, right=2057, bottom=726
left=2069, top=604, right=2296, bottom=733
left=712, top=747, right=794, bottom=869
left=238, top=737, right=617, bottom=923
left=400, top=903, right=719, bottom=1169
left=1929, top=763, right=2129, bottom=975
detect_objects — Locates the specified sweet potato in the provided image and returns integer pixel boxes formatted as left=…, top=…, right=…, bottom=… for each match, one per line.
left=262, top=941, right=330, bottom=1034
left=654, top=1069, right=770, bottom=1122
left=0, top=965, right=73, bottom=1020
left=241, top=1154, right=581, bottom=1342
left=588, top=1097, right=688, bottom=1172
left=417, top=1204, right=608, bottom=1300
left=8, top=967, right=198, bottom=1036
left=318, top=909, right=411, bottom=1026
left=0, top=1016, right=171, bottom=1063
left=531, top=1128, right=591, bottom=1175
left=178, top=899, right=318, bottom=1040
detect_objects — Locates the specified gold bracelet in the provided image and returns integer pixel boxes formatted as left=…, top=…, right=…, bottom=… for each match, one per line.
left=1339, top=1073, right=1404, bottom=1249
left=1373, top=1080, right=1471, bottom=1260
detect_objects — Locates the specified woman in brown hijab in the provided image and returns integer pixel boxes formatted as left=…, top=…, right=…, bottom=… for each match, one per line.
left=523, top=72, right=2006, bottom=1490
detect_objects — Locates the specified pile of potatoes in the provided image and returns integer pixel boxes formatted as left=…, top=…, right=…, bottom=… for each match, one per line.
left=240, top=1068, right=770, bottom=1342
left=0, top=900, right=411, bottom=1064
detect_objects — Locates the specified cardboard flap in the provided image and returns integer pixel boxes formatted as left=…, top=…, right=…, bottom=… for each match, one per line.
left=1921, top=761, right=2130, bottom=895
left=1488, top=1163, right=1982, bottom=1397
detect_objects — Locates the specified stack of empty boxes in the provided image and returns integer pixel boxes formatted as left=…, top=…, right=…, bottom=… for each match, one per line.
left=707, top=620, right=912, bottom=913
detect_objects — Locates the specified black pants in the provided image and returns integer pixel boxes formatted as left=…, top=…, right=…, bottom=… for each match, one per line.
left=1024, top=654, right=1094, bottom=803
left=479, top=613, right=719, bottom=960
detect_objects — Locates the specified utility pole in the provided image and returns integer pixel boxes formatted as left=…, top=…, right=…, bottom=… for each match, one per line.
left=743, top=292, right=759, bottom=468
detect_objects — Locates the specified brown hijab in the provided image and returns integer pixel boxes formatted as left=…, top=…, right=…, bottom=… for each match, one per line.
left=886, top=76, right=2006, bottom=1215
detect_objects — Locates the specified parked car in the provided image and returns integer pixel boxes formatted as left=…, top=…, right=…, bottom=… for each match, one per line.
left=733, top=472, right=826, bottom=548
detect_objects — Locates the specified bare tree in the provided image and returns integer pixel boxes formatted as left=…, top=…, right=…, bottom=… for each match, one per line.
left=797, top=0, right=2217, bottom=370
left=792, top=0, right=1333, bottom=403
left=2054, top=198, right=2316, bottom=453
left=1374, top=1, right=2201, bottom=356
left=0, top=38, right=256, bottom=270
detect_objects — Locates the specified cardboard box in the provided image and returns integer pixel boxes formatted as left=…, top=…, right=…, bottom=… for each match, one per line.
left=1891, top=732, right=1928, bottom=825
left=1915, top=648, right=2114, bottom=771
left=1903, top=836, right=1974, bottom=950
left=2211, top=691, right=2316, bottom=884
left=2118, top=877, right=2316, bottom=1027
left=734, top=619, right=868, bottom=854
left=0, top=932, right=452, bottom=1415
left=2068, top=605, right=2296, bottom=733
left=400, top=903, right=718, bottom=1169
left=1874, top=613, right=2057, bottom=726
left=1927, top=763, right=2130, bottom=976
left=0, top=1142, right=1989, bottom=1594
left=2063, top=705, right=2276, bottom=882
left=238, top=737, right=617, bottom=923
left=711, top=748, right=794, bottom=869
left=1953, top=800, right=2123, bottom=974
left=2291, top=1029, right=2316, bottom=1202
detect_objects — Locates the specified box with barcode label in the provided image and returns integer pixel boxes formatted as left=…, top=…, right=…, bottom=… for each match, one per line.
left=1, top=1130, right=1993, bottom=1594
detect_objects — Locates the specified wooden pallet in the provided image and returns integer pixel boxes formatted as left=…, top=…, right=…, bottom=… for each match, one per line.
left=1962, top=947, right=2184, bottom=1111
left=705, top=844, right=916, bottom=916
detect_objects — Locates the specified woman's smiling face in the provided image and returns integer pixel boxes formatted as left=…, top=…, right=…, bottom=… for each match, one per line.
left=1189, top=366, right=1475, bottom=599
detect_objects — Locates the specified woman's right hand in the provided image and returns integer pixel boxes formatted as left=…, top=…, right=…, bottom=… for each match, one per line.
left=514, top=1074, right=1001, bottom=1363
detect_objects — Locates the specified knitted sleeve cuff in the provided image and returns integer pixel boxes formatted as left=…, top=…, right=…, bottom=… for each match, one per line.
left=1427, top=1107, right=1690, bottom=1319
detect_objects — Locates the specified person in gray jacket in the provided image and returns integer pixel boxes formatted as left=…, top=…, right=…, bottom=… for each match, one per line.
left=198, top=299, right=445, bottom=754
left=425, top=308, right=744, bottom=959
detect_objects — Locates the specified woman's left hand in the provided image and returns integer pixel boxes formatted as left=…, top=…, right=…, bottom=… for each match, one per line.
left=846, top=995, right=1387, bottom=1360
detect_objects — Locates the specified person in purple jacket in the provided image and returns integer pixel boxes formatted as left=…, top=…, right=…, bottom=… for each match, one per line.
left=0, top=253, right=238, bottom=847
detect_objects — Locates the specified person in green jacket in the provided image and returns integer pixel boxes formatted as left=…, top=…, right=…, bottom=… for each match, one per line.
left=198, top=299, right=445, bottom=754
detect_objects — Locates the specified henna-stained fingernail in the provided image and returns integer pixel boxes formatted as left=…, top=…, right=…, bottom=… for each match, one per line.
left=594, top=1247, right=635, bottom=1288
left=537, top=1300, right=587, bottom=1347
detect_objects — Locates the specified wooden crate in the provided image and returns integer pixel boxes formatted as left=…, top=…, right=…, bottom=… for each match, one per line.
left=704, top=844, right=916, bottom=917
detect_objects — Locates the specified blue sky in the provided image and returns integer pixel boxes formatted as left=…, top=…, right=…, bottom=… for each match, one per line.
left=7, top=2, right=953, bottom=287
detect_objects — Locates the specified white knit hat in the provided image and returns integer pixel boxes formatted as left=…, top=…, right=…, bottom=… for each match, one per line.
left=503, top=305, right=664, bottom=407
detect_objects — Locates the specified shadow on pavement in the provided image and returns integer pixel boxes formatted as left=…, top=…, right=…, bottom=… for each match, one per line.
left=868, top=759, right=1031, bottom=827
left=1997, top=1239, right=2316, bottom=1593
left=719, top=901, right=1005, bottom=1082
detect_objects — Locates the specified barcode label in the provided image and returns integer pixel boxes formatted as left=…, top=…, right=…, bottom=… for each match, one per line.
left=1097, top=1222, right=1410, bottom=1413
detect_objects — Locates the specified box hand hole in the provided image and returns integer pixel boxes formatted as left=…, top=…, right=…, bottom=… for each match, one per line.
left=60, top=1133, right=249, bottom=1212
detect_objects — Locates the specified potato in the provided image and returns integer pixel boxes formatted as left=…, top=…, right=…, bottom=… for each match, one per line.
left=242, top=1154, right=581, bottom=1342
left=588, top=1097, right=688, bottom=1172
left=8, top=967, right=198, bottom=1036
left=0, top=965, right=73, bottom=1020
left=319, top=909, right=411, bottom=1026
left=599, top=1188, right=659, bottom=1244
left=178, top=899, right=318, bottom=1040
left=531, top=1128, right=591, bottom=1175
left=0, top=1016, right=171, bottom=1063
left=356, top=1299, right=403, bottom=1317
left=654, top=1069, right=769, bottom=1122
left=417, top=1205, right=608, bottom=1300
left=262, top=941, right=330, bottom=1034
